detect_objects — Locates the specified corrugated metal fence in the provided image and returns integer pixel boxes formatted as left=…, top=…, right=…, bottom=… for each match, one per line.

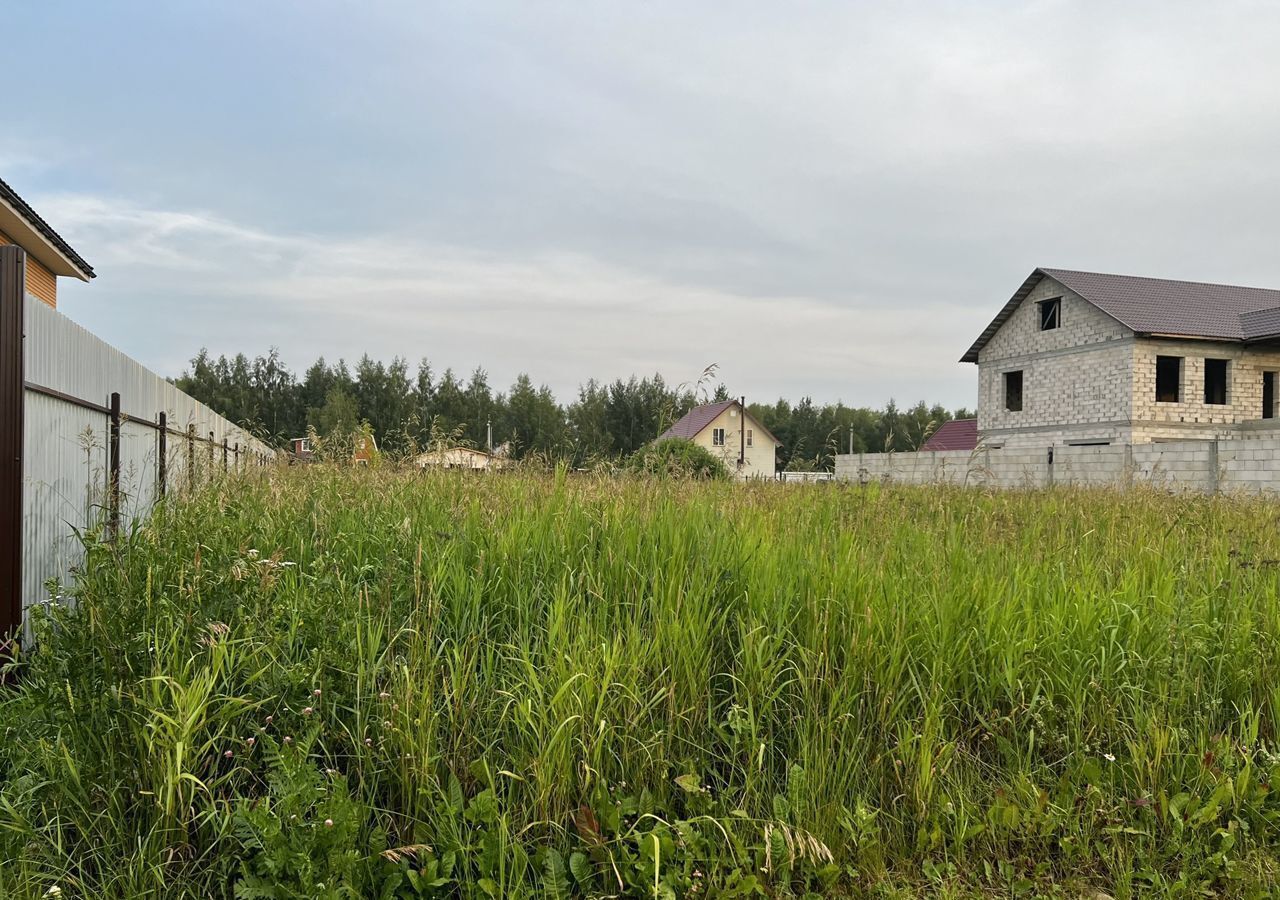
left=1, top=246, right=276, bottom=646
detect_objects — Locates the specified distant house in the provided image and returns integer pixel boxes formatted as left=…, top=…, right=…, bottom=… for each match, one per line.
left=963, top=268, right=1280, bottom=447
left=658, top=398, right=779, bottom=479
left=289, top=432, right=379, bottom=465
left=0, top=177, right=94, bottom=308
left=415, top=445, right=511, bottom=471
left=289, top=437, right=314, bottom=463
left=353, top=431, right=378, bottom=465
left=921, top=418, right=978, bottom=451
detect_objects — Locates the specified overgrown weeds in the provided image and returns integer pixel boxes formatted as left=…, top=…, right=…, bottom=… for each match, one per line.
left=3, top=469, right=1280, bottom=897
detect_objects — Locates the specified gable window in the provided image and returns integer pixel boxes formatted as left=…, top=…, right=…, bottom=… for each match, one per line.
left=1156, top=355, right=1182, bottom=403
left=746, top=429, right=753, bottom=447
left=1003, top=370, right=1023, bottom=412
left=1038, top=297, right=1061, bottom=331
left=1204, top=358, right=1228, bottom=405
left=712, top=428, right=726, bottom=446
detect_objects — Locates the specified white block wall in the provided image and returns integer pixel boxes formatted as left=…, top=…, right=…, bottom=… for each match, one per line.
left=977, top=277, right=1134, bottom=445
left=834, top=435, right=1280, bottom=494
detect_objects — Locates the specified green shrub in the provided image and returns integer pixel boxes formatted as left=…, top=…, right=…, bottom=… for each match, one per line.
left=627, top=437, right=730, bottom=479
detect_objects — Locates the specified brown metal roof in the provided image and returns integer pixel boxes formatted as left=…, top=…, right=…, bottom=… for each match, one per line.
left=961, top=267, right=1280, bottom=363
left=0, top=177, right=94, bottom=280
left=921, top=418, right=978, bottom=451
left=658, top=399, right=737, bottom=441
left=657, top=399, right=779, bottom=445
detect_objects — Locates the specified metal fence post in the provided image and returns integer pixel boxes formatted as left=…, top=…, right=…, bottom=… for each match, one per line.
left=0, top=246, right=25, bottom=652
left=108, top=392, right=121, bottom=539
left=157, top=412, right=167, bottom=498
left=207, top=431, right=214, bottom=471
left=187, top=424, right=196, bottom=489
left=1209, top=439, right=1221, bottom=494
left=233, top=442, right=239, bottom=470
left=222, top=437, right=228, bottom=472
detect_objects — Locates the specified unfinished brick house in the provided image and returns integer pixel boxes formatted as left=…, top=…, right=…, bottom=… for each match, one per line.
left=963, top=268, right=1280, bottom=448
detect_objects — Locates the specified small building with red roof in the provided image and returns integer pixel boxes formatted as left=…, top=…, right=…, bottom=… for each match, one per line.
left=921, top=418, right=978, bottom=452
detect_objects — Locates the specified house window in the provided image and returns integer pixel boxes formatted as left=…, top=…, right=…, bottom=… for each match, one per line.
left=1155, top=356, right=1181, bottom=403
left=1264, top=372, right=1276, bottom=419
left=746, top=429, right=753, bottom=447
left=712, top=428, right=726, bottom=446
left=1204, top=358, right=1228, bottom=405
left=1039, top=297, right=1061, bottom=331
left=1004, top=370, right=1023, bottom=412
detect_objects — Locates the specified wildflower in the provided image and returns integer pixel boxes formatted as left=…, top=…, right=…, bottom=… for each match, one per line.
left=245, top=737, right=255, bottom=747
left=378, top=691, right=390, bottom=700
left=44, top=887, right=62, bottom=897
left=224, top=750, right=234, bottom=759
left=284, top=736, right=293, bottom=745
left=265, top=715, right=274, bottom=725
left=365, top=738, right=373, bottom=747
left=303, top=707, right=313, bottom=716
left=1104, top=753, right=1116, bottom=762
left=324, top=818, right=334, bottom=828
left=313, top=689, right=322, bottom=698
left=383, top=720, right=392, bottom=728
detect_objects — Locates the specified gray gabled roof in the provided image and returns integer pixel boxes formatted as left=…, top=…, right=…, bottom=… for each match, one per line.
left=961, top=267, right=1280, bottom=363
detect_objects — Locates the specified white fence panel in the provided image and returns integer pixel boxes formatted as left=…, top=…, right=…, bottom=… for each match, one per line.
left=21, top=294, right=275, bottom=614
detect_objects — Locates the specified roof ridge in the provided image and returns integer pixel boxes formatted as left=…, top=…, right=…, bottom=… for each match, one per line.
left=1042, top=266, right=1280, bottom=295
left=0, top=176, right=95, bottom=279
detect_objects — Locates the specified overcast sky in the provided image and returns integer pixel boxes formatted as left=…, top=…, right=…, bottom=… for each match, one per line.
left=8, top=2, right=1280, bottom=408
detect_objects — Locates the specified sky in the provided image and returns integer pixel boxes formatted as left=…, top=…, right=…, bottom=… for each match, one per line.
left=7, top=1, right=1280, bottom=410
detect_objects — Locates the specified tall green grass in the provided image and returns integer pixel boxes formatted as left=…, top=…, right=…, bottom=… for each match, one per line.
left=3, top=468, right=1280, bottom=897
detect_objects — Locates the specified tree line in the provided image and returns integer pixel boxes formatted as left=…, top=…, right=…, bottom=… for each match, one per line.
left=175, top=349, right=972, bottom=471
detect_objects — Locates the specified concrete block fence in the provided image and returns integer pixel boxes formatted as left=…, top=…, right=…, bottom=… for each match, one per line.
left=834, top=436, right=1280, bottom=494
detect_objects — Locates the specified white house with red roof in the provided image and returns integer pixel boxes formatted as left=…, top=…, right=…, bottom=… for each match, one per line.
left=658, top=398, right=779, bottom=480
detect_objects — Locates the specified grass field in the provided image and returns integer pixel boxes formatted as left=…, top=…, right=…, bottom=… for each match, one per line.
left=3, top=468, right=1280, bottom=898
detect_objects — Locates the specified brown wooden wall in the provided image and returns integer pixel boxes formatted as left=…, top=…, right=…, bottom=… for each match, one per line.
left=0, top=229, right=56, bottom=307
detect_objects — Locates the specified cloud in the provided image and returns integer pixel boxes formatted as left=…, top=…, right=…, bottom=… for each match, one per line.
left=15, top=1, right=1280, bottom=411
left=48, top=192, right=977, bottom=405
left=35, top=194, right=303, bottom=271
